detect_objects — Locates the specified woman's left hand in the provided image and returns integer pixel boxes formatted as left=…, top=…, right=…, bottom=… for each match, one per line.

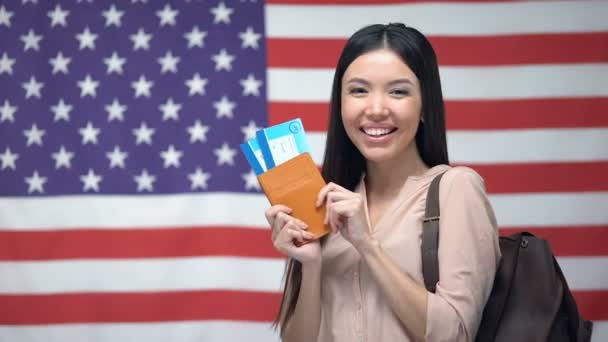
left=316, top=182, right=373, bottom=249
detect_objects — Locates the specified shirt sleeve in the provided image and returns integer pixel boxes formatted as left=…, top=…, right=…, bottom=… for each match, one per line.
left=425, top=167, right=501, bottom=342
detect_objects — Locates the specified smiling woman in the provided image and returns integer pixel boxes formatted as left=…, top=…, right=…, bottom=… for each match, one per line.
left=341, top=49, right=423, bottom=172
left=265, top=23, right=500, bottom=342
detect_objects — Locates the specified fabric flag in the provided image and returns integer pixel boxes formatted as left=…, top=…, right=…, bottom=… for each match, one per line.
left=0, top=0, right=606, bottom=341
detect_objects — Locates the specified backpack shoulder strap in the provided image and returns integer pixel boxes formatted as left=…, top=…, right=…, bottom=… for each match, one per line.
left=421, top=171, right=447, bottom=293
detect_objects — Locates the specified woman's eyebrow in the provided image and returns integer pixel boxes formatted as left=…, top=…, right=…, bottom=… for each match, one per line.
left=345, top=77, right=414, bottom=86
left=345, top=77, right=370, bottom=85
left=387, top=78, right=414, bottom=86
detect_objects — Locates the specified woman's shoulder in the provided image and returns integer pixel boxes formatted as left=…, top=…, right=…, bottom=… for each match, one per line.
left=441, top=165, right=487, bottom=192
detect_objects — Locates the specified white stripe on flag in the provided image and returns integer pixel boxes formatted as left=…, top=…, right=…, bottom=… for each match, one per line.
left=0, top=193, right=269, bottom=230
left=266, top=1, right=608, bottom=37
left=490, top=192, right=608, bottom=227
left=0, top=321, right=281, bottom=342
left=0, top=320, right=604, bottom=342
left=267, top=65, right=608, bottom=101
left=1, top=192, right=607, bottom=230
left=0, top=256, right=605, bottom=293
left=0, top=257, right=284, bottom=294
left=307, top=130, right=608, bottom=165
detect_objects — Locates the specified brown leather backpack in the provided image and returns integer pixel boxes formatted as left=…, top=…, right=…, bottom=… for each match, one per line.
left=421, top=172, right=593, bottom=341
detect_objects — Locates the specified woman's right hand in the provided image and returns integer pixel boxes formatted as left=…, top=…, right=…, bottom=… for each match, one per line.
left=265, top=205, right=321, bottom=264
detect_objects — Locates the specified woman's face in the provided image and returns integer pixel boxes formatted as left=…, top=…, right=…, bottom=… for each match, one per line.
left=341, top=48, right=423, bottom=166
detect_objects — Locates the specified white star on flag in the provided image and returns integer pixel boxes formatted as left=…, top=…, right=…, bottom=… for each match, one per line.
left=214, top=142, right=237, bottom=166
left=22, top=76, right=44, bottom=99
left=184, top=26, right=207, bottom=48
left=210, top=2, right=233, bottom=24
left=159, top=98, right=182, bottom=121
left=106, top=146, right=128, bottom=169
left=212, top=49, right=235, bottom=71
left=80, top=169, right=103, bottom=192
left=0, top=5, right=14, bottom=27
left=157, top=4, right=178, bottom=27
left=213, top=96, right=236, bottom=119
left=75, top=27, right=97, bottom=50
left=0, top=100, right=17, bottom=123
left=0, top=147, right=18, bottom=170
left=51, top=99, right=72, bottom=122
left=133, top=122, right=155, bottom=145
left=77, top=74, right=99, bottom=98
left=132, top=75, right=153, bottom=98
left=242, top=169, right=260, bottom=191
left=186, top=73, right=208, bottom=96
left=23, top=123, right=45, bottom=146
left=51, top=146, right=74, bottom=169
left=104, top=52, right=126, bottom=75
left=102, top=4, right=124, bottom=27
left=25, top=170, right=46, bottom=194
left=105, top=99, right=127, bottom=121
left=130, top=28, right=152, bottom=51
left=21, top=29, right=42, bottom=51
left=48, top=4, right=69, bottom=27
left=49, top=51, right=71, bottom=74
left=79, top=121, right=101, bottom=145
left=240, top=73, right=262, bottom=96
left=134, top=169, right=156, bottom=192
left=188, top=167, right=211, bottom=190
left=186, top=120, right=209, bottom=143
left=0, top=52, right=16, bottom=75
left=160, top=145, right=183, bottom=168
left=240, top=120, right=260, bottom=141
left=158, top=51, right=180, bottom=74
left=239, top=27, right=261, bottom=49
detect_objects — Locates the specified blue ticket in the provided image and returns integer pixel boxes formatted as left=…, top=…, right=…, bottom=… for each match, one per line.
left=256, top=118, right=311, bottom=169
left=239, top=137, right=267, bottom=175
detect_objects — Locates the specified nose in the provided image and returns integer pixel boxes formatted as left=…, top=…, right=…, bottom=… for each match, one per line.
left=364, top=95, right=389, bottom=117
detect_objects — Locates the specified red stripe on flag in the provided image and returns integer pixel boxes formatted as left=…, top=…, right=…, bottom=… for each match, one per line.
left=0, top=227, right=281, bottom=261
left=0, top=290, right=281, bottom=324
left=0, top=290, right=604, bottom=324
left=471, top=162, right=608, bottom=194
left=499, top=226, right=608, bottom=257
left=573, top=290, right=608, bottom=321
left=1, top=225, right=606, bottom=260
left=267, top=33, right=608, bottom=67
left=267, top=0, right=534, bottom=5
left=269, top=98, right=608, bottom=131
left=446, top=98, right=608, bottom=130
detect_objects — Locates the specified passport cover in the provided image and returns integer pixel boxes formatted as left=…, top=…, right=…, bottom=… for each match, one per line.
left=257, top=152, right=331, bottom=240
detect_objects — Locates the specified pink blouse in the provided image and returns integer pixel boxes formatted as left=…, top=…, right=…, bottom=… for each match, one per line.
left=317, top=165, right=501, bottom=342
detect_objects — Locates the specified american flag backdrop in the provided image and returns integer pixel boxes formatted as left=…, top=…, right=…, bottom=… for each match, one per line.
left=0, top=0, right=606, bottom=341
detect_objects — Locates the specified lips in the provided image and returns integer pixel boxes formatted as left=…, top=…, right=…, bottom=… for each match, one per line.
left=361, top=127, right=397, bottom=137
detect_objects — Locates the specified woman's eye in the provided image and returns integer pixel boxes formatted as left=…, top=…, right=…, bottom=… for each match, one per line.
left=349, top=87, right=367, bottom=95
left=390, top=89, right=409, bottom=96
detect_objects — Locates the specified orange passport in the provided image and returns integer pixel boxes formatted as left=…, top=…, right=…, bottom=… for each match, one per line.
left=257, top=152, right=331, bottom=240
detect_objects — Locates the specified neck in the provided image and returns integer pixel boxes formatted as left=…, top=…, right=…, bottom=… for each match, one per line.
left=364, top=147, right=429, bottom=198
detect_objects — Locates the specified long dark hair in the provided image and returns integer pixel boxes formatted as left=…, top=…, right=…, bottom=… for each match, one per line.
left=274, top=23, right=449, bottom=333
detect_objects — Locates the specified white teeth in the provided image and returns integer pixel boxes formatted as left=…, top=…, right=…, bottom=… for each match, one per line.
left=363, top=128, right=392, bottom=137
